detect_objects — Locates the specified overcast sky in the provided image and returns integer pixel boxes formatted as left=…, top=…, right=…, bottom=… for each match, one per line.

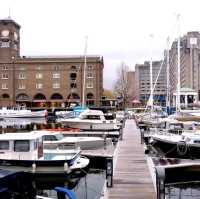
left=0, top=0, right=200, bottom=89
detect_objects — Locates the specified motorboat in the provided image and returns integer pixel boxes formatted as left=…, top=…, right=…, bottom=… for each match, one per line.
left=57, top=109, right=120, bottom=131
left=149, top=129, right=200, bottom=159
left=0, top=117, right=47, bottom=129
left=0, top=132, right=89, bottom=174
left=0, top=106, right=47, bottom=118
left=41, top=131, right=112, bottom=150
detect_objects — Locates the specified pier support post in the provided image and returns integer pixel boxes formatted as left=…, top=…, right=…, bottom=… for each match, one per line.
left=106, top=157, right=113, bottom=187
left=156, top=167, right=165, bottom=199
left=140, top=128, right=144, bottom=144
left=119, top=127, right=123, bottom=140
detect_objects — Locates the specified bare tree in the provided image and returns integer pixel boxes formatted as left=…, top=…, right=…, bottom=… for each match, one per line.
left=114, top=62, right=130, bottom=109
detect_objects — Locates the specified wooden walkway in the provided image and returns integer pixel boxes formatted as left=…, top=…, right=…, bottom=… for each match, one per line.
left=108, top=119, right=156, bottom=199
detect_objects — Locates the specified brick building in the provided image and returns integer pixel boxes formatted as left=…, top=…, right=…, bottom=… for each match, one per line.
left=0, top=18, right=104, bottom=108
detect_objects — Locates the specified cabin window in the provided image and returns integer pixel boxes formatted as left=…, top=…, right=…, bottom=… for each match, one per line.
left=43, top=135, right=58, bottom=141
left=14, top=140, right=30, bottom=152
left=0, top=141, right=9, bottom=150
left=83, top=115, right=100, bottom=120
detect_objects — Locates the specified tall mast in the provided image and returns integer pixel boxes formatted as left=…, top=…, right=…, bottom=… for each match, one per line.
left=176, top=14, right=181, bottom=113
left=166, top=37, right=170, bottom=109
left=149, top=34, right=154, bottom=116
left=82, top=36, right=88, bottom=107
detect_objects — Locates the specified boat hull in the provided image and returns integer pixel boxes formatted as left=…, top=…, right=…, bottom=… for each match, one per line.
left=62, top=120, right=119, bottom=131
left=152, top=137, right=200, bottom=159
left=0, top=156, right=89, bottom=174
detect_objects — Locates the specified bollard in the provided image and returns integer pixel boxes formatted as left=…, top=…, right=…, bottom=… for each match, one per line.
left=106, top=157, right=113, bottom=187
left=156, top=166, right=165, bottom=199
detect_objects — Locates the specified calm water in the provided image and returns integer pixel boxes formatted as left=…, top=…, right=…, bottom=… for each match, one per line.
left=166, top=183, right=200, bottom=199
left=37, top=169, right=106, bottom=199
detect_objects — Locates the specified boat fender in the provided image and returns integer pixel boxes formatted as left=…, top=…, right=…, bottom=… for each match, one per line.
left=64, top=162, right=70, bottom=173
left=54, top=187, right=77, bottom=199
left=32, top=163, right=36, bottom=172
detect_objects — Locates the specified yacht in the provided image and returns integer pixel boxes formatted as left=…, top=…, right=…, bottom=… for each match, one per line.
left=0, top=106, right=47, bottom=118
left=42, top=131, right=112, bottom=150
left=57, top=109, right=120, bottom=131
left=0, top=132, right=89, bottom=174
left=149, top=129, right=200, bottom=159
left=0, top=117, right=47, bottom=128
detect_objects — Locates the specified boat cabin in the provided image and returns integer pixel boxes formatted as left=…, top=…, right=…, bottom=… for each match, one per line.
left=0, top=132, right=43, bottom=160
left=79, top=110, right=106, bottom=121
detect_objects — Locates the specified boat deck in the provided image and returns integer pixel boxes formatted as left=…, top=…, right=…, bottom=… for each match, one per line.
left=107, top=119, right=156, bottom=199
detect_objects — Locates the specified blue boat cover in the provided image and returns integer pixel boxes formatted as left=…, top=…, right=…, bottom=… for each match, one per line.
left=54, top=187, right=76, bottom=199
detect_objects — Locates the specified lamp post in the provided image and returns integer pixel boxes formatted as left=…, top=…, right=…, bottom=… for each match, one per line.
left=11, top=56, right=15, bottom=106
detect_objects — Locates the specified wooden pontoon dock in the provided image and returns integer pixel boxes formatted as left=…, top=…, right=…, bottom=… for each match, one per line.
left=107, top=119, right=156, bottom=199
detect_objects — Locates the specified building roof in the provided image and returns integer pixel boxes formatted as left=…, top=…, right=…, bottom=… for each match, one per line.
left=0, top=17, right=20, bottom=29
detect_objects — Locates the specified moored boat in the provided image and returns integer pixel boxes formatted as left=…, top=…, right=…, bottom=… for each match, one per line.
left=41, top=131, right=112, bottom=150
left=57, top=109, right=120, bottom=131
left=0, top=106, right=47, bottom=118
left=0, top=132, right=89, bottom=174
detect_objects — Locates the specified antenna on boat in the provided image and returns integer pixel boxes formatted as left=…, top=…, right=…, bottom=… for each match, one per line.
left=176, top=14, right=181, bottom=113
left=82, top=36, right=88, bottom=108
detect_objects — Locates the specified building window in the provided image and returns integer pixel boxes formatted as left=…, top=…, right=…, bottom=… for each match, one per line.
left=2, top=66, right=8, bottom=70
left=19, top=67, right=26, bottom=71
left=88, top=65, right=93, bottom=70
left=53, top=83, right=60, bottom=89
left=52, top=72, right=60, bottom=79
left=36, top=83, right=43, bottom=89
left=71, top=65, right=77, bottom=70
left=1, top=42, right=10, bottom=48
left=87, top=72, right=93, bottom=78
left=1, top=73, right=8, bottom=79
left=13, top=44, right=18, bottom=50
left=70, top=83, right=77, bottom=88
left=70, top=73, right=77, bottom=80
left=18, top=84, right=26, bottom=90
left=1, top=83, right=8, bottom=89
left=18, top=73, right=26, bottom=79
left=53, top=66, right=59, bottom=71
left=86, top=80, right=93, bottom=88
left=36, top=73, right=43, bottom=79
left=36, top=66, right=42, bottom=70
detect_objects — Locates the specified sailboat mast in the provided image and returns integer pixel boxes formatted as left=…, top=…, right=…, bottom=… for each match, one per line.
left=176, top=14, right=181, bottom=112
left=149, top=34, right=154, bottom=115
left=166, top=37, right=170, bottom=109
left=82, top=36, right=88, bottom=107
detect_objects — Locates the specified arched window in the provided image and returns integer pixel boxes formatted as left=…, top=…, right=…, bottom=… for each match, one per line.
left=87, top=93, right=94, bottom=99
left=33, top=93, right=46, bottom=100
left=86, top=93, right=94, bottom=106
left=2, top=93, right=9, bottom=99
left=51, top=93, right=63, bottom=100
left=67, top=93, right=80, bottom=100
left=16, top=93, right=30, bottom=101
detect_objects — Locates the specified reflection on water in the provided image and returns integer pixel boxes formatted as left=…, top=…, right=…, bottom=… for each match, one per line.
left=37, top=169, right=106, bottom=199
left=166, top=183, right=200, bottom=199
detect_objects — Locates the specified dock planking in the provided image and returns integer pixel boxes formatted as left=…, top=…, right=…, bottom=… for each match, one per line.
left=108, top=119, right=156, bottom=199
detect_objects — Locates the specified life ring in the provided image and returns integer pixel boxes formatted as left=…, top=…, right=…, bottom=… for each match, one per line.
left=177, top=140, right=188, bottom=156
